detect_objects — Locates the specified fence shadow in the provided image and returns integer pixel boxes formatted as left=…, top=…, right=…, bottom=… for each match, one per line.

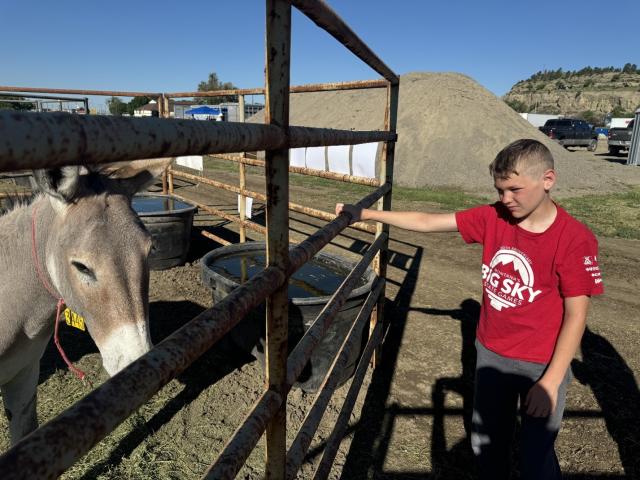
left=339, top=241, right=423, bottom=479
left=420, top=300, right=479, bottom=479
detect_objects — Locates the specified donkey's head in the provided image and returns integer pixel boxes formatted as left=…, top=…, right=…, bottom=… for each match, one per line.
left=33, top=159, right=171, bottom=376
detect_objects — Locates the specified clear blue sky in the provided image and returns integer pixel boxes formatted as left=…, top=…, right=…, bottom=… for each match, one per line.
left=2, top=0, right=638, bottom=110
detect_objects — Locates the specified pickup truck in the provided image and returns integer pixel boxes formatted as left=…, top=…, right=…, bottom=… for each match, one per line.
left=607, top=119, right=634, bottom=155
left=539, top=118, right=598, bottom=151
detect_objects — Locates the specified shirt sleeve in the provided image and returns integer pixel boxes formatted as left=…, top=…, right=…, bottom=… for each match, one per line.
left=557, top=234, right=604, bottom=297
left=455, top=205, right=490, bottom=244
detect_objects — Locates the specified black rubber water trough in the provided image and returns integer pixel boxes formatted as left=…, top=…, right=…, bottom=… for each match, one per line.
left=201, top=241, right=376, bottom=392
left=132, top=193, right=198, bottom=270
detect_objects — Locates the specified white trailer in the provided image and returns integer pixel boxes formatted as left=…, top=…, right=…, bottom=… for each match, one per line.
left=610, top=117, right=634, bottom=128
left=519, top=112, right=561, bottom=128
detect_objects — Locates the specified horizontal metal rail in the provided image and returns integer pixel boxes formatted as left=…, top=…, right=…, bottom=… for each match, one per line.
left=166, top=87, right=264, bottom=98
left=0, top=111, right=396, bottom=172
left=286, top=279, right=384, bottom=478
left=0, top=86, right=159, bottom=97
left=203, top=389, right=283, bottom=480
left=0, top=192, right=32, bottom=199
left=170, top=169, right=377, bottom=234
left=0, top=92, right=88, bottom=102
left=215, top=153, right=380, bottom=186
left=0, top=79, right=387, bottom=103
left=286, top=233, right=386, bottom=387
left=287, top=182, right=389, bottom=277
left=291, top=0, right=398, bottom=84
left=312, top=321, right=383, bottom=480
left=166, top=79, right=387, bottom=98
left=171, top=191, right=267, bottom=235
left=200, top=229, right=232, bottom=246
left=289, top=79, right=387, bottom=93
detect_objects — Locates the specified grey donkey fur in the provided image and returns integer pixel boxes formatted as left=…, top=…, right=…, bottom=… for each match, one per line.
left=0, top=158, right=170, bottom=446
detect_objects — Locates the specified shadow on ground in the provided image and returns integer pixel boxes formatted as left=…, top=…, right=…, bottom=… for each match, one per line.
left=572, top=327, right=640, bottom=479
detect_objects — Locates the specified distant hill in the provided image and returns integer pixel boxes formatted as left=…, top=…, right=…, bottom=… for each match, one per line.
left=503, top=64, right=640, bottom=122
left=249, top=72, right=640, bottom=196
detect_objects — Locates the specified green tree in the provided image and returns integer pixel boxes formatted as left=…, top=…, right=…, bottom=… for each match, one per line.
left=611, top=105, right=634, bottom=118
left=0, top=96, right=35, bottom=111
left=578, top=110, right=601, bottom=126
left=505, top=99, right=528, bottom=112
left=106, top=96, right=128, bottom=116
left=127, top=96, right=152, bottom=116
left=196, top=72, right=237, bottom=105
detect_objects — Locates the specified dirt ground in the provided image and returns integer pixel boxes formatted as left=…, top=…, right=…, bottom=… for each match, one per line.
left=0, top=147, right=639, bottom=479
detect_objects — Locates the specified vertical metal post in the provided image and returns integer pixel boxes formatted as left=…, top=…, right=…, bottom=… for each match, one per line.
left=163, top=95, right=170, bottom=118
left=239, top=94, right=247, bottom=242
left=264, top=1, right=291, bottom=478
left=157, top=95, right=164, bottom=117
left=167, top=167, right=174, bottom=194
left=627, top=108, right=640, bottom=166
left=84, top=97, right=89, bottom=115
left=159, top=94, right=169, bottom=194
left=371, top=81, right=398, bottom=367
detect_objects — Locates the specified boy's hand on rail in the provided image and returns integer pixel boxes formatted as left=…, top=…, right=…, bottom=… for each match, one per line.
left=335, top=203, right=363, bottom=223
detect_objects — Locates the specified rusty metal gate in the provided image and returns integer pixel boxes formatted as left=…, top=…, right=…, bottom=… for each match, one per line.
left=0, top=1, right=398, bottom=478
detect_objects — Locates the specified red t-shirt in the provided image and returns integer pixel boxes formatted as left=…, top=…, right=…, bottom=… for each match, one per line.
left=455, top=203, right=604, bottom=363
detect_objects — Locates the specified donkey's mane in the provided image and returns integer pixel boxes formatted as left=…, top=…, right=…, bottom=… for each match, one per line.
left=0, top=192, right=37, bottom=217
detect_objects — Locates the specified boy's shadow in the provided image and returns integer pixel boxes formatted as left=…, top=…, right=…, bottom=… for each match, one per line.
left=572, top=327, right=640, bottom=478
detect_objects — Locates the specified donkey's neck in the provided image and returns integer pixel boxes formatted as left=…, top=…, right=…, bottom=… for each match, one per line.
left=0, top=196, right=60, bottom=351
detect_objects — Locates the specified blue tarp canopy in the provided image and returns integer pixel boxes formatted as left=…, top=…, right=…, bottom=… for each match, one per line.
left=184, top=106, right=222, bottom=115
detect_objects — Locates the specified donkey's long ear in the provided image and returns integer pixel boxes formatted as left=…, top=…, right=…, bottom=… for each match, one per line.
left=108, top=158, right=173, bottom=196
left=32, top=166, right=82, bottom=203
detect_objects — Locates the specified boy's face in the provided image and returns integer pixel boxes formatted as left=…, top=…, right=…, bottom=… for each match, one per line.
left=493, top=169, right=555, bottom=219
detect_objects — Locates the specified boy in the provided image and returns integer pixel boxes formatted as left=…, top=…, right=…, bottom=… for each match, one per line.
left=336, top=139, right=603, bottom=479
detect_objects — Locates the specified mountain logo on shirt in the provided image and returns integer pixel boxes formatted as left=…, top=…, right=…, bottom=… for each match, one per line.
left=481, top=249, right=543, bottom=311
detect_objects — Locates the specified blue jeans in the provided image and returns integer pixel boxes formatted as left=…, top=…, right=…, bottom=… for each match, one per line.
left=471, top=340, right=571, bottom=480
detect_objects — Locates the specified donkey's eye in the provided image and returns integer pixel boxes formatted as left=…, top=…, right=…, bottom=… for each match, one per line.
left=72, top=261, right=96, bottom=279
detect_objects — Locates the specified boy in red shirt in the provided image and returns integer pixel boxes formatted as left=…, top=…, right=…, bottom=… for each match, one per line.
left=336, top=139, right=603, bottom=479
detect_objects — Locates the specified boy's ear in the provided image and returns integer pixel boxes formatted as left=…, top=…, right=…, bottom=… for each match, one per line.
left=542, top=169, right=556, bottom=191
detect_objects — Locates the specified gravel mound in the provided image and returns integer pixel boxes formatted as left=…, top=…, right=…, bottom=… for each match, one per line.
left=252, top=72, right=640, bottom=197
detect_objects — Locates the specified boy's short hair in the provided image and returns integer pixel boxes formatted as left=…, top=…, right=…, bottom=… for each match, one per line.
left=489, top=139, right=554, bottom=179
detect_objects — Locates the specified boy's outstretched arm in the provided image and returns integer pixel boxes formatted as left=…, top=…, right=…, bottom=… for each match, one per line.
left=335, top=203, right=458, bottom=233
left=524, top=295, right=590, bottom=417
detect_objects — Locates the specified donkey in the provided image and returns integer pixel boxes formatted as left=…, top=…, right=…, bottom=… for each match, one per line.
left=0, top=158, right=171, bottom=445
